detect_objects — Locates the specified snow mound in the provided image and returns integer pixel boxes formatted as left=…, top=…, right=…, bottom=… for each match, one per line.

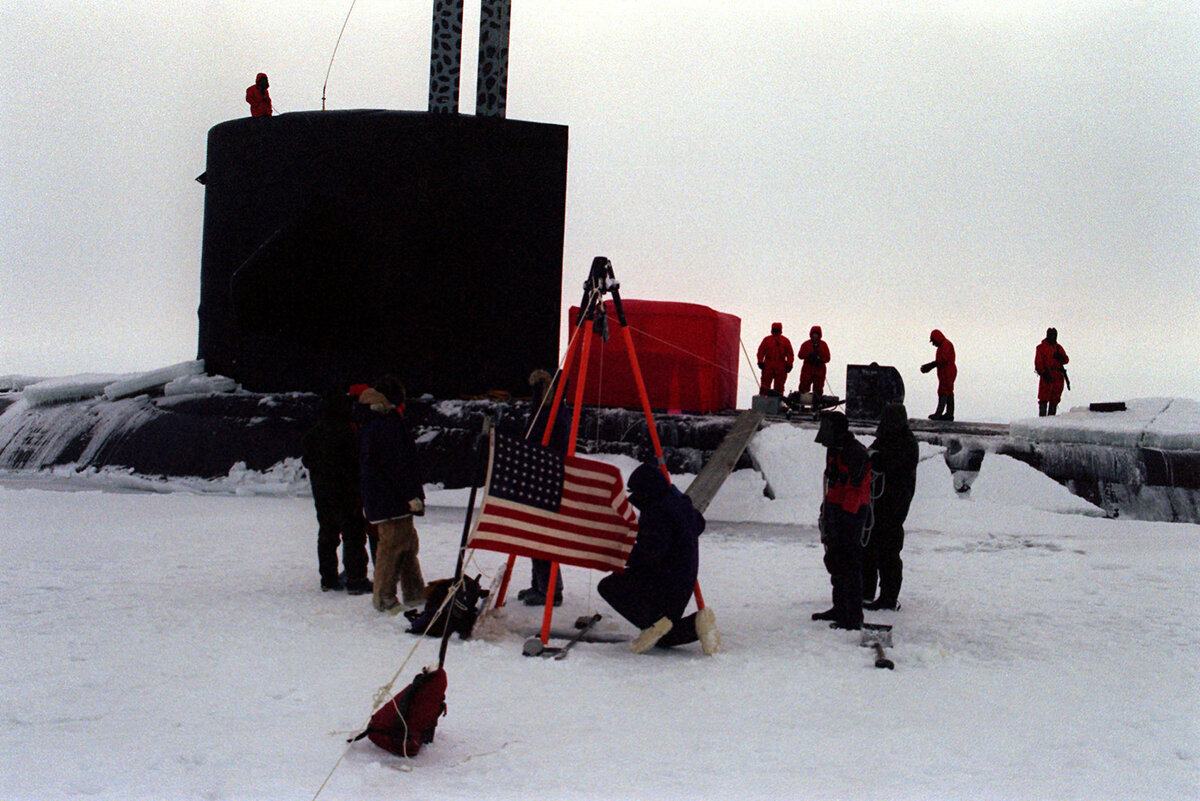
left=742, top=420, right=1100, bottom=527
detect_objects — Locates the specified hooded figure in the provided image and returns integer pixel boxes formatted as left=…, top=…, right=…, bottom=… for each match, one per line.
left=797, top=325, right=831, bottom=399
left=246, top=72, right=272, bottom=117
left=920, top=329, right=957, bottom=421
left=1034, top=327, right=1069, bottom=416
left=756, top=322, right=794, bottom=395
left=812, top=411, right=871, bottom=629
left=302, top=388, right=371, bottom=594
left=357, top=377, right=425, bottom=613
left=597, top=463, right=719, bottom=654
left=863, top=403, right=918, bottom=610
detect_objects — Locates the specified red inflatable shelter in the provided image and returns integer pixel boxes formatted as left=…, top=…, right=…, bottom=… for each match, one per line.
left=567, top=299, right=740, bottom=413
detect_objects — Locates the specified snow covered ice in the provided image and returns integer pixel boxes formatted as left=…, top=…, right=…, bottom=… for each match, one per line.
left=1, top=422, right=1197, bottom=800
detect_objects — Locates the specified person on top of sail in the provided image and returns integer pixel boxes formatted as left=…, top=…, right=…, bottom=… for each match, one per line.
left=246, top=73, right=272, bottom=117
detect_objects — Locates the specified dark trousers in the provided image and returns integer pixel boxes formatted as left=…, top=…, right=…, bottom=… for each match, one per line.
left=316, top=503, right=369, bottom=585
left=823, top=507, right=866, bottom=626
left=597, top=572, right=698, bottom=648
left=863, top=520, right=904, bottom=604
left=530, top=558, right=563, bottom=597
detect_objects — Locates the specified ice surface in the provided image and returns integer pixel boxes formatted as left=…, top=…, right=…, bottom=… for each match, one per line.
left=0, top=450, right=1195, bottom=800
left=0, top=374, right=47, bottom=392
left=102, top=359, right=206, bottom=400
left=1011, top=397, right=1200, bottom=451
left=20, top=372, right=128, bottom=406
left=162, top=373, right=238, bottom=396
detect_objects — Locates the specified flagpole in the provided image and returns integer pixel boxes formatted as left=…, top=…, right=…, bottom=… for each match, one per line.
left=608, top=279, right=708, bottom=613
left=439, top=418, right=492, bottom=668
left=539, top=316, right=596, bottom=644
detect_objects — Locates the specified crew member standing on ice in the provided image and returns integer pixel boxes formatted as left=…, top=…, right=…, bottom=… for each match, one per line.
left=812, top=411, right=871, bottom=630
left=756, top=322, right=794, bottom=396
left=797, top=325, right=831, bottom=408
left=1035, top=327, right=1069, bottom=417
left=862, top=403, right=918, bottom=612
left=246, top=72, right=272, bottom=117
left=598, top=462, right=720, bottom=655
left=302, top=388, right=372, bottom=595
left=357, top=377, right=426, bottom=614
left=920, top=329, right=957, bottom=421
left=518, top=369, right=566, bottom=607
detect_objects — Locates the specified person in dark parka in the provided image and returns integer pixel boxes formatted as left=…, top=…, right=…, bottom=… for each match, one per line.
left=357, top=377, right=426, bottom=613
left=862, top=403, right=918, bottom=611
left=598, top=462, right=720, bottom=654
left=302, top=388, right=371, bottom=594
left=812, top=411, right=872, bottom=630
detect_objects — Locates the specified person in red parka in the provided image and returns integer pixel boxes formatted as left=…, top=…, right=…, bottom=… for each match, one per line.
left=920, top=329, right=957, bottom=421
left=246, top=73, right=272, bottom=117
left=756, top=322, right=794, bottom=395
left=1034, top=327, right=1069, bottom=416
left=797, top=325, right=831, bottom=404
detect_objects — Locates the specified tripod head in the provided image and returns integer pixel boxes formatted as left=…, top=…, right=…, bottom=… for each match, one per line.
left=577, top=256, right=628, bottom=342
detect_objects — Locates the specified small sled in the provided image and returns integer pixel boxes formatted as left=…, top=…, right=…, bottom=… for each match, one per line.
left=782, top=391, right=843, bottom=420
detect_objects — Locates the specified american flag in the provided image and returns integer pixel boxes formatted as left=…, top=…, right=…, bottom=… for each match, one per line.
left=468, top=431, right=638, bottom=572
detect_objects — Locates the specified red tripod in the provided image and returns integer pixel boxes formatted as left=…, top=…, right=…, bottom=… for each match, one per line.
left=493, top=257, right=707, bottom=645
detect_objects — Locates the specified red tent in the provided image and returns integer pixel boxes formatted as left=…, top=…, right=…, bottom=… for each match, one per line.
left=567, top=299, right=740, bottom=413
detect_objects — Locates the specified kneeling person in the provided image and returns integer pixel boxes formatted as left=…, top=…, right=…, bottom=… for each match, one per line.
left=598, top=463, right=719, bottom=655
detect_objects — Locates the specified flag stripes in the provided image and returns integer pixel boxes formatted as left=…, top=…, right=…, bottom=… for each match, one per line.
left=468, top=431, right=638, bottom=572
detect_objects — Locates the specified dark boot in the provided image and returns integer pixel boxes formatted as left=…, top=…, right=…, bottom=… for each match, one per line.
left=521, top=590, right=563, bottom=607
left=1038, top=401, right=1047, bottom=417
left=864, top=598, right=900, bottom=611
left=811, top=608, right=838, bottom=621
left=929, top=397, right=946, bottom=420
left=1048, top=402, right=1057, bottom=416
left=943, top=396, right=955, bottom=422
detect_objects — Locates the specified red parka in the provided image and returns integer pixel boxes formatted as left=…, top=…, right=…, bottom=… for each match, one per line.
left=246, top=74, right=272, bottom=117
left=824, top=444, right=872, bottom=515
left=1035, top=339, right=1069, bottom=403
left=930, top=329, right=957, bottom=397
left=797, top=326, right=831, bottom=394
left=756, top=327, right=794, bottom=394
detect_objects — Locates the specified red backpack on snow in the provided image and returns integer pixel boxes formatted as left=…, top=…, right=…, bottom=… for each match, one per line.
left=349, top=667, right=447, bottom=757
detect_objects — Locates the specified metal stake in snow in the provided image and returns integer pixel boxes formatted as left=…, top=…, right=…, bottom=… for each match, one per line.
left=860, top=623, right=894, bottom=670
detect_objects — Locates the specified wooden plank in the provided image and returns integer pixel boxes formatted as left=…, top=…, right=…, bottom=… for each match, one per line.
left=684, top=409, right=765, bottom=514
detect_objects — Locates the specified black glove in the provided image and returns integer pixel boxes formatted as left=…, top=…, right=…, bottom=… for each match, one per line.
left=1055, top=352, right=1067, bottom=363
left=758, top=361, right=765, bottom=370
left=920, top=361, right=935, bottom=374
left=785, top=364, right=793, bottom=373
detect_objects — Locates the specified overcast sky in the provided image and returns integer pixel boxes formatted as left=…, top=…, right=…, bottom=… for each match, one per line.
left=2, top=1, right=1196, bottom=421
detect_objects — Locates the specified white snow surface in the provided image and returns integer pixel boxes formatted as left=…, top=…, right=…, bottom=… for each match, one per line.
left=1010, top=397, right=1200, bottom=451
left=1, top=428, right=1197, bottom=800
